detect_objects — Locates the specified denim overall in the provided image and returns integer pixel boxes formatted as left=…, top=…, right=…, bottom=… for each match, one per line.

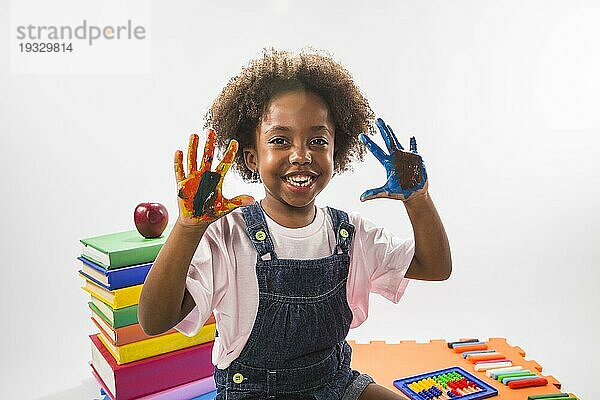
left=214, top=203, right=360, bottom=400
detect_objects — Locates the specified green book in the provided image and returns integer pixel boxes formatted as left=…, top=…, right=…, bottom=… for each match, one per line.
left=80, top=226, right=172, bottom=269
left=88, top=298, right=138, bottom=328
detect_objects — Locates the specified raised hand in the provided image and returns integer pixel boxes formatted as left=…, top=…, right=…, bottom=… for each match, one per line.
left=359, top=118, right=428, bottom=202
left=175, top=129, right=255, bottom=225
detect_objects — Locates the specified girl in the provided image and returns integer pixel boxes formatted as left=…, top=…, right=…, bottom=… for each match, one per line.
left=138, top=49, right=451, bottom=400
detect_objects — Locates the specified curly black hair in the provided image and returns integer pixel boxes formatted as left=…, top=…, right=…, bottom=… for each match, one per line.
left=204, top=48, right=375, bottom=182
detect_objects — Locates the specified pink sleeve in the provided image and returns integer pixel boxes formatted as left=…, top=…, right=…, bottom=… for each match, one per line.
left=174, top=220, right=230, bottom=337
left=347, top=213, right=415, bottom=328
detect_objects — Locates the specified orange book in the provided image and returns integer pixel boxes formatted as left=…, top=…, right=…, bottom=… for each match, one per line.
left=91, top=312, right=216, bottom=347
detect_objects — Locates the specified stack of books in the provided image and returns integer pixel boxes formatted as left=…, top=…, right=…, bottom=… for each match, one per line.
left=79, top=227, right=217, bottom=399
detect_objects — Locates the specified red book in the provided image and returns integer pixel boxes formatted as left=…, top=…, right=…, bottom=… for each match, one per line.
left=90, top=334, right=214, bottom=400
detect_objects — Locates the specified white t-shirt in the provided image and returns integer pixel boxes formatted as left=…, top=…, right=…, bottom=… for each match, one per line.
left=174, top=206, right=414, bottom=369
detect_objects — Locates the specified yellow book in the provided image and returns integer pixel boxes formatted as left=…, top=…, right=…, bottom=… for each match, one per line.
left=80, top=276, right=142, bottom=309
left=97, top=323, right=216, bottom=365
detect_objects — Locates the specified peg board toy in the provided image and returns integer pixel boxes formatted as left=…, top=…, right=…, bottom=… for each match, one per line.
left=393, top=366, right=498, bottom=400
left=348, top=338, right=576, bottom=399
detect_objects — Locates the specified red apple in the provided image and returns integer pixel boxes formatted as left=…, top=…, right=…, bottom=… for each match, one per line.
left=134, top=202, right=169, bottom=238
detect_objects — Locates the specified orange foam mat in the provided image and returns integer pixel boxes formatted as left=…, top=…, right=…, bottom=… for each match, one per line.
left=349, top=338, right=572, bottom=399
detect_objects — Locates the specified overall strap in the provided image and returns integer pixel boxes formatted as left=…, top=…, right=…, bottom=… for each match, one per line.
left=241, top=203, right=277, bottom=260
left=326, top=207, right=355, bottom=255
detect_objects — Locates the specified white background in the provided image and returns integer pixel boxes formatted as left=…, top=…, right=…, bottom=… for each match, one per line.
left=1, top=1, right=599, bottom=399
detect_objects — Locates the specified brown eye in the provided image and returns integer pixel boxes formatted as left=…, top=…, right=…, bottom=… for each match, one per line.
left=311, top=138, right=328, bottom=146
left=269, top=137, right=287, bottom=145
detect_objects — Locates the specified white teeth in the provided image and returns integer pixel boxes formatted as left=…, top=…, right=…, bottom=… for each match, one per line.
left=285, top=175, right=314, bottom=187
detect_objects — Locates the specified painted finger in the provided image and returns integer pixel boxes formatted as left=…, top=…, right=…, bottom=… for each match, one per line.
left=376, top=118, right=403, bottom=152
left=359, top=185, right=387, bottom=202
left=226, top=194, right=255, bottom=209
left=376, top=118, right=394, bottom=152
left=410, top=136, right=418, bottom=153
left=174, top=150, right=185, bottom=182
left=215, top=139, right=239, bottom=181
left=187, top=134, right=199, bottom=174
left=199, top=129, right=217, bottom=174
left=177, top=175, right=200, bottom=211
left=359, top=133, right=388, bottom=166
left=386, top=123, right=404, bottom=151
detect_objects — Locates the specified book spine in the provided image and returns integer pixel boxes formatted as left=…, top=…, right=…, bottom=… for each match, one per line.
left=85, top=281, right=143, bottom=309
left=80, top=262, right=151, bottom=290
left=116, top=324, right=177, bottom=347
left=90, top=301, right=138, bottom=328
left=112, top=284, right=143, bottom=309
left=109, top=263, right=152, bottom=289
left=110, top=245, right=162, bottom=269
left=111, top=305, right=139, bottom=327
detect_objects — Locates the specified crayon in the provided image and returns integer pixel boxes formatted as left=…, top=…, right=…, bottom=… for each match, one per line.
left=502, top=374, right=538, bottom=385
left=454, top=344, right=488, bottom=353
left=497, top=370, right=532, bottom=381
left=474, top=361, right=512, bottom=371
left=527, top=393, right=579, bottom=400
left=529, top=397, right=577, bottom=400
left=447, top=339, right=479, bottom=348
left=451, top=341, right=486, bottom=348
left=467, top=352, right=503, bottom=362
left=508, top=377, right=548, bottom=389
left=527, top=394, right=574, bottom=399
left=475, top=358, right=511, bottom=365
left=462, top=349, right=496, bottom=359
left=488, top=366, right=523, bottom=378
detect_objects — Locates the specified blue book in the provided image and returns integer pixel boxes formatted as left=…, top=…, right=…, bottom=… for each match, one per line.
left=78, top=256, right=151, bottom=290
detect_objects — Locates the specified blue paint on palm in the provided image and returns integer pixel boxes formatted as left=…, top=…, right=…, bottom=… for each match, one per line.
left=359, top=117, right=428, bottom=201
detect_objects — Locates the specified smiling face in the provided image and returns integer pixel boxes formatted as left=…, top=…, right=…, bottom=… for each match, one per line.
left=243, top=90, right=335, bottom=226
